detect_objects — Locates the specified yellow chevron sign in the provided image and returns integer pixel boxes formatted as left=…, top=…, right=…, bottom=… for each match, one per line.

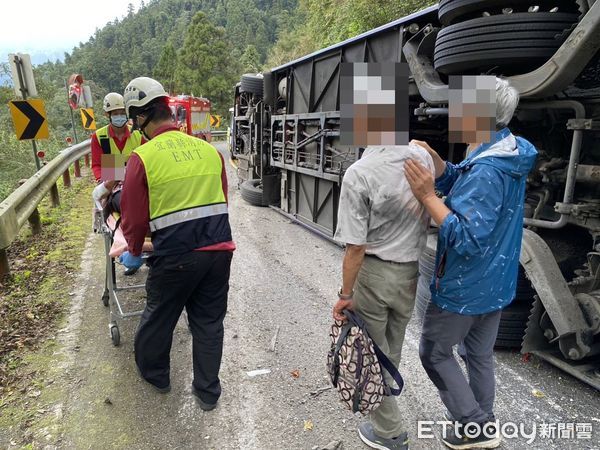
left=8, top=99, right=49, bottom=140
left=80, top=108, right=96, bottom=130
left=210, top=114, right=221, bottom=128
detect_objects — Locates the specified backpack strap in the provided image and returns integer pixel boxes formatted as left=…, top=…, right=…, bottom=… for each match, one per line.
left=373, top=342, right=404, bottom=396
left=345, top=310, right=405, bottom=396
left=331, top=322, right=353, bottom=387
left=99, top=136, right=112, bottom=154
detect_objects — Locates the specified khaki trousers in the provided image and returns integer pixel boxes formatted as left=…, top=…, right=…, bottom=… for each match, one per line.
left=353, top=255, right=418, bottom=439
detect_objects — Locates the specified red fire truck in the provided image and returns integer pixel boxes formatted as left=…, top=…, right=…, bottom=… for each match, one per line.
left=168, top=95, right=212, bottom=142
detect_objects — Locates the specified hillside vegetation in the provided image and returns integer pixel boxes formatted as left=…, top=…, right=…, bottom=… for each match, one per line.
left=1, top=0, right=434, bottom=201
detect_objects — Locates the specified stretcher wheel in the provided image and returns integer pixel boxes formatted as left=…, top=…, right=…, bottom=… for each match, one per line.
left=102, top=289, right=109, bottom=307
left=110, top=325, right=120, bottom=347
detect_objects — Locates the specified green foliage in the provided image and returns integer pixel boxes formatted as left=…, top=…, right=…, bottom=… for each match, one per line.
left=175, top=12, right=241, bottom=115
left=60, top=0, right=296, bottom=93
left=266, top=0, right=435, bottom=67
left=154, top=42, right=178, bottom=93
left=265, top=2, right=315, bottom=68
left=303, top=0, right=436, bottom=47
left=240, top=45, right=261, bottom=74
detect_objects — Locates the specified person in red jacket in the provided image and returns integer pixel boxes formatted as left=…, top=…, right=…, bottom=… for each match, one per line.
left=91, top=92, right=145, bottom=275
left=91, top=93, right=144, bottom=205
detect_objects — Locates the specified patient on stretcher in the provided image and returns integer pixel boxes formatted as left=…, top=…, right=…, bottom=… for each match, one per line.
left=93, top=184, right=153, bottom=275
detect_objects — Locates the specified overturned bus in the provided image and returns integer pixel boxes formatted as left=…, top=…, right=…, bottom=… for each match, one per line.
left=230, top=0, right=600, bottom=390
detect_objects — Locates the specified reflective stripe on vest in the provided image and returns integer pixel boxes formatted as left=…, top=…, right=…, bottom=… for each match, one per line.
left=135, top=130, right=227, bottom=226
left=149, top=203, right=228, bottom=231
left=95, top=125, right=142, bottom=157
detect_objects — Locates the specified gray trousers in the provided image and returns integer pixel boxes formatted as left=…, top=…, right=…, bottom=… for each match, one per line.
left=353, top=255, right=419, bottom=439
left=419, top=302, right=502, bottom=424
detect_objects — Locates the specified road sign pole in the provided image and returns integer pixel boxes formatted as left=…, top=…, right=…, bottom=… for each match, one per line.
left=31, top=141, right=41, bottom=171
left=13, top=55, right=41, bottom=170
left=66, top=80, right=79, bottom=144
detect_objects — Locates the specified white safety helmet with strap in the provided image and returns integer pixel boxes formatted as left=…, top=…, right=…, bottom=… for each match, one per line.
left=123, top=77, right=169, bottom=118
left=103, top=92, right=125, bottom=113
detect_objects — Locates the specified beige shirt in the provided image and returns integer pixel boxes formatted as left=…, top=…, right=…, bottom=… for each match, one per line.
left=334, top=143, right=434, bottom=263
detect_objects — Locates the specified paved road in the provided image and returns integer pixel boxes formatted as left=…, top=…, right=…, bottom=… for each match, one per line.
left=49, top=142, right=599, bottom=449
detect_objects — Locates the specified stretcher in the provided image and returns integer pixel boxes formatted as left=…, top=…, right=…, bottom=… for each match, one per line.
left=93, top=205, right=152, bottom=346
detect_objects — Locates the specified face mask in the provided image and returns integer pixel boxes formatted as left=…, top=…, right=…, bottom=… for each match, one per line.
left=111, top=115, right=128, bottom=128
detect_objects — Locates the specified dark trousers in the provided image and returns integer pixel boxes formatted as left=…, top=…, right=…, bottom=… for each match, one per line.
left=419, top=302, right=502, bottom=424
left=135, top=250, right=232, bottom=403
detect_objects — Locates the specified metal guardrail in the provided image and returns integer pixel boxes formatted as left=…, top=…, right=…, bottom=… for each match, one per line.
left=0, top=131, right=225, bottom=277
left=0, top=139, right=91, bottom=277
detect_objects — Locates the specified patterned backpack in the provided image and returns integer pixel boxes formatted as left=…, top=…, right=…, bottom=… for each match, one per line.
left=327, top=310, right=404, bottom=414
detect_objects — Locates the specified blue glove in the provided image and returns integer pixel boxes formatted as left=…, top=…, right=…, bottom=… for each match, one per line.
left=119, top=251, right=143, bottom=270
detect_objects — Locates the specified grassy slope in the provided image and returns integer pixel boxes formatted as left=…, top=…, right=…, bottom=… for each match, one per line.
left=0, top=171, right=94, bottom=448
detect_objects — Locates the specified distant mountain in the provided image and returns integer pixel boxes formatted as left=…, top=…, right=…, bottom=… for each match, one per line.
left=2, top=48, right=67, bottom=66
left=29, top=50, right=67, bottom=65
left=1, top=48, right=67, bottom=87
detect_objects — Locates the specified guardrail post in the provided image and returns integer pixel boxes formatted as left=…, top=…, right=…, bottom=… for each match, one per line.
left=27, top=208, right=42, bottom=235
left=74, top=159, right=81, bottom=178
left=84, top=154, right=90, bottom=167
left=18, top=179, right=42, bottom=235
left=0, top=248, right=9, bottom=279
left=63, top=168, right=71, bottom=188
left=50, top=183, right=60, bottom=207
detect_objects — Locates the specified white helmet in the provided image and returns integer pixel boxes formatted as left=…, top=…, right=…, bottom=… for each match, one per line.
left=123, top=77, right=168, bottom=117
left=103, top=92, right=125, bottom=112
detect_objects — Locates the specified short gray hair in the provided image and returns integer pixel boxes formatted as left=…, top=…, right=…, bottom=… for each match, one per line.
left=496, top=77, right=519, bottom=129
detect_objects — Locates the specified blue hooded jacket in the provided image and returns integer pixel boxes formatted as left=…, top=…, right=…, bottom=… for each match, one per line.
left=430, top=128, right=538, bottom=315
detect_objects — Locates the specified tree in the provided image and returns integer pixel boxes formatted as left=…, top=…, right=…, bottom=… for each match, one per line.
left=240, top=45, right=261, bottom=73
left=174, top=12, right=240, bottom=115
left=154, top=42, right=178, bottom=93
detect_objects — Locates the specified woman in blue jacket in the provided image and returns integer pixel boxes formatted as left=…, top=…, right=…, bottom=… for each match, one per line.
left=405, top=77, right=537, bottom=450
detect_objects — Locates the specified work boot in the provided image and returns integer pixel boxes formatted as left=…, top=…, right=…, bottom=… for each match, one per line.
left=192, top=385, right=218, bottom=411
left=358, top=422, right=409, bottom=450
left=441, top=421, right=501, bottom=449
left=151, top=383, right=171, bottom=394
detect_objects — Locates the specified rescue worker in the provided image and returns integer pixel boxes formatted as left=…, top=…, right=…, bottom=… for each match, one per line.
left=119, top=77, right=235, bottom=410
left=91, top=92, right=144, bottom=275
left=91, top=92, right=143, bottom=186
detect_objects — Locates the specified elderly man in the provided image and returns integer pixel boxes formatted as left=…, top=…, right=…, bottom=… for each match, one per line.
left=333, top=62, right=435, bottom=450
left=405, top=77, right=537, bottom=449
left=334, top=142, right=434, bottom=450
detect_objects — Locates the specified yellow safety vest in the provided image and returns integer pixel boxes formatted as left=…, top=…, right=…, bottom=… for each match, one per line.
left=95, top=125, right=142, bottom=158
left=135, top=130, right=228, bottom=233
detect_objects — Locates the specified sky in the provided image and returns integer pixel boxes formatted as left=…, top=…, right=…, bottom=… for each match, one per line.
left=1, top=0, right=141, bottom=58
